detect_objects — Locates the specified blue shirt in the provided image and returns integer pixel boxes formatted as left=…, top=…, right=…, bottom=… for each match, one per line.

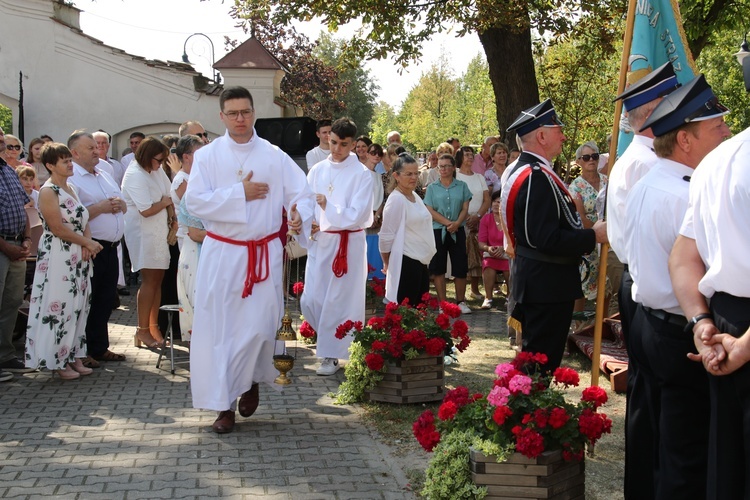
left=423, top=179, right=472, bottom=240
left=0, top=160, right=29, bottom=235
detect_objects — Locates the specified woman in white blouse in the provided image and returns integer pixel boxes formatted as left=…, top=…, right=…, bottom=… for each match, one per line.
left=379, top=153, right=436, bottom=306
left=121, top=137, right=174, bottom=348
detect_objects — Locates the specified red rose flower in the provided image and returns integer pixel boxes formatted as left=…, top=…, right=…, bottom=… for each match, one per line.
left=581, top=386, right=608, bottom=408
left=364, top=353, right=385, bottom=371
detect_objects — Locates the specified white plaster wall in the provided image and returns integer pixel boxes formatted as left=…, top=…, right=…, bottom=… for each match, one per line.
left=0, top=0, right=285, bottom=157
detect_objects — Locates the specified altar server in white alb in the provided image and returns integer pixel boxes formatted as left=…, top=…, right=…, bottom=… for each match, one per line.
left=185, top=87, right=315, bottom=434
left=301, top=117, right=374, bottom=376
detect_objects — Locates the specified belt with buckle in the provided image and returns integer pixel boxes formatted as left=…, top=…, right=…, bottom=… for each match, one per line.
left=93, top=238, right=120, bottom=248
left=642, top=306, right=687, bottom=328
left=0, top=233, right=24, bottom=242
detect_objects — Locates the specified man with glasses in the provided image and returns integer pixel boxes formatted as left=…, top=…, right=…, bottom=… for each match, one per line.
left=178, top=121, right=210, bottom=144
left=185, top=86, right=315, bottom=434
left=501, top=99, right=607, bottom=374
left=0, top=127, right=33, bottom=382
left=69, top=131, right=127, bottom=367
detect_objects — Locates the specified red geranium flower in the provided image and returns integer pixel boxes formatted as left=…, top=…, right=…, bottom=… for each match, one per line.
left=413, top=410, right=441, bottom=451
left=435, top=313, right=450, bottom=329
left=437, top=401, right=459, bottom=420
left=441, top=302, right=461, bottom=319
left=493, top=406, right=513, bottom=426
left=299, top=320, right=316, bottom=338
left=581, top=386, right=608, bottom=408
left=292, top=281, right=304, bottom=295
left=424, top=338, right=447, bottom=356
left=548, top=407, right=570, bottom=429
left=364, top=353, right=385, bottom=371
left=513, top=426, right=545, bottom=458
left=553, top=367, right=580, bottom=387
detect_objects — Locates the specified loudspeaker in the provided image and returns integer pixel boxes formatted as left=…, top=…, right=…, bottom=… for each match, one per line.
left=255, top=117, right=318, bottom=157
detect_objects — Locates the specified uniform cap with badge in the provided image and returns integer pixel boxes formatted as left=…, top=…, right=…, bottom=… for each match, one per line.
left=639, top=74, right=730, bottom=137
left=614, top=62, right=680, bottom=112
left=506, top=99, right=564, bottom=136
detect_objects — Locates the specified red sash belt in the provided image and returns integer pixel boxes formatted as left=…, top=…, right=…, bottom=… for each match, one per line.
left=323, top=229, right=363, bottom=278
left=206, top=231, right=278, bottom=298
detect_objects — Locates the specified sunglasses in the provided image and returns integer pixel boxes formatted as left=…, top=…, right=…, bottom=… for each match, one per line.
left=196, top=132, right=209, bottom=139
left=579, top=153, right=600, bottom=162
left=6, top=145, right=21, bottom=151
left=368, top=151, right=383, bottom=157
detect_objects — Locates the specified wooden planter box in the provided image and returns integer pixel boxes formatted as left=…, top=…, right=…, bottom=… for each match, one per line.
left=365, top=354, right=444, bottom=404
left=470, top=449, right=585, bottom=500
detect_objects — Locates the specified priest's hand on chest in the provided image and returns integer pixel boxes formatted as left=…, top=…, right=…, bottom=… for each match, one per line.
left=315, top=193, right=327, bottom=210
left=243, top=171, right=269, bottom=201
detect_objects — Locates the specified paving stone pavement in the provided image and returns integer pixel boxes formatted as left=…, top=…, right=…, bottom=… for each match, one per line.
left=0, top=289, right=506, bottom=499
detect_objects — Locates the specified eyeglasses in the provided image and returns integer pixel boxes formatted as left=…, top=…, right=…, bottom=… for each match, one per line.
left=438, top=164, right=455, bottom=169
left=223, top=109, right=254, bottom=120
left=153, top=156, right=165, bottom=163
left=196, top=132, right=209, bottom=138
left=578, top=153, right=600, bottom=162
left=6, top=145, right=21, bottom=151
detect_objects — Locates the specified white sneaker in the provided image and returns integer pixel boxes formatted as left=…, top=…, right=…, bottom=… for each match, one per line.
left=458, top=302, right=472, bottom=315
left=481, top=298, right=492, bottom=309
left=316, top=357, right=340, bottom=376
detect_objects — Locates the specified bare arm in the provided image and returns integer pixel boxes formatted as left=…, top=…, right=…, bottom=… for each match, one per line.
left=140, top=196, right=172, bottom=218
left=38, top=188, right=101, bottom=254
left=573, top=197, right=593, bottom=229
left=425, top=204, right=452, bottom=227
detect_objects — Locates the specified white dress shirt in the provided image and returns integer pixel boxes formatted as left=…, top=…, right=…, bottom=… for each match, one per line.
left=69, top=162, right=125, bottom=242
left=625, top=158, right=692, bottom=315
left=606, top=135, right=657, bottom=263
left=680, top=127, right=750, bottom=299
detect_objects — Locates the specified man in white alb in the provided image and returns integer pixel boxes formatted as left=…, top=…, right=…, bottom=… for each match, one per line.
left=185, top=86, right=315, bottom=434
left=301, top=117, right=374, bottom=376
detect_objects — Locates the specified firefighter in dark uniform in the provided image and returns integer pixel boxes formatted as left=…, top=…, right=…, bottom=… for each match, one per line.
left=501, top=99, right=607, bottom=373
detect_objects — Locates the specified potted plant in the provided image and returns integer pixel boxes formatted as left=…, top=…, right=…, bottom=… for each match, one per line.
left=334, top=294, right=471, bottom=404
left=413, top=353, right=612, bottom=499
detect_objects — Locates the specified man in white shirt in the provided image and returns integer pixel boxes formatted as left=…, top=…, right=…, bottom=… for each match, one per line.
left=305, top=119, right=331, bottom=170
left=669, top=52, right=750, bottom=500
left=120, top=132, right=145, bottom=168
left=185, top=86, right=315, bottom=434
left=68, top=131, right=127, bottom=366
left=301, top=117, right=373, bottom=376
left=624, top=75, right=730, bottom=498
left=606, top=63, right=680, bottom=499
left=93, top=131, right=126, bottom=186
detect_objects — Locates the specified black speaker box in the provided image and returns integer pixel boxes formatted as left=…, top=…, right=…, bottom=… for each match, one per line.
left=255, top=117, right=318, bottom=157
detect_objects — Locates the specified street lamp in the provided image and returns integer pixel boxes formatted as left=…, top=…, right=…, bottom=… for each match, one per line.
left=182, top=32, right=221, bottom=83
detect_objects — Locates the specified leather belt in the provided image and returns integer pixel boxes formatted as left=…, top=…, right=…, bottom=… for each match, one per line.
left=515, top=245, right=580, bottom=266
left=93, top=238, right=120, bottom=248
left=642, top=306, right=687, bottom=328
left=0, top=233, right=24, bottom=242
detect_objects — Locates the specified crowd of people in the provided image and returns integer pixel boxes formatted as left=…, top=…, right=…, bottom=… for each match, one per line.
left=3, top=51, right=750, bottom=496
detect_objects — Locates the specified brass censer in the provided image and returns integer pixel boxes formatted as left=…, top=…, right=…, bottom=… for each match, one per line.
left=273, top=230, right=301, bottom=384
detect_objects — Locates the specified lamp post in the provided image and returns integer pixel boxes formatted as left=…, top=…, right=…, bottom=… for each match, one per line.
left=182, top=33, right=221, bottom=83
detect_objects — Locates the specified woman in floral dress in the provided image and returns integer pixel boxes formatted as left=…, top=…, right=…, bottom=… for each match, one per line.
left=569, top=141, right=610, bottom=316
left=26, top=143, right=102, bottom=380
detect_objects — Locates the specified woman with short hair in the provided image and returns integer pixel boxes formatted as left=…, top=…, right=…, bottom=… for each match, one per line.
left=2, top=135, right=30, bottom=169
left=121, top=137, right=174, bottom=348
left=484, top=142, right=510, bottom=194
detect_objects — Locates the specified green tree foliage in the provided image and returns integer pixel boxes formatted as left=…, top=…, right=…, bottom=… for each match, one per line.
left=0, top=104, right=11, bottom=134
left=369, top=101, right=398, bottom=146
left=314, top=32, right=379, bottom=136
left=696, top=28, right=750, bottom=133
left=445, top=55, right=499, bottom=147
left=397, top=53, right=457, bottom=151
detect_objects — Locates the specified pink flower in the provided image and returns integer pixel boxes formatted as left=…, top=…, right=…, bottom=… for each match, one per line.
left=70, top=253, right=78, bottom=265
left=495, top=362, right=515, bottom=379
left=65, top=198, right=76, bottom=210
left=48, top=301, right=62, bottom=314
left=37, top=261, right=48, bottom=273
left=487, top=386, right=510, bottom=407
left=57, top=345, right=69, bottom=359
left=508, top=374, right=532, bottom=395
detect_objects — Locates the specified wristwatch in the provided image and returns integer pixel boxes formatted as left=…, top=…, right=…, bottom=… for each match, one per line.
left=684, top=312, right=713, bottom=333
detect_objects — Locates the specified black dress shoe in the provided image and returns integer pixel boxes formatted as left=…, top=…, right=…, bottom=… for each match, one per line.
left=238, top=384, right=259, bottom=417
left=117, top=287, right=131, bottom=296
left=212, top=410, right=236, bottom=434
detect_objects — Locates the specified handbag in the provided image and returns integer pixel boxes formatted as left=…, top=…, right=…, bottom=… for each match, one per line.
left=284, top=234, right=307, bottom=259
left=166, top=204, right=178, bottom=246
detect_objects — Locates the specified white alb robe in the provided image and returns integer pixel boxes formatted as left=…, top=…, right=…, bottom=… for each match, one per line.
left=301, top=153, right=373, bottom=360
left=185, top=130, right=314, bottom=411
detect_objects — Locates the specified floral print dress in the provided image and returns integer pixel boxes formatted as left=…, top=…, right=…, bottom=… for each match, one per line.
left=25, top=182, right=92, bottom=370
left=569, top=174, right=610, bottom=301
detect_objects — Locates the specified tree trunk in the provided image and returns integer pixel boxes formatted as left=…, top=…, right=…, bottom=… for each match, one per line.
left=479, top=26, right=539, bottom=143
